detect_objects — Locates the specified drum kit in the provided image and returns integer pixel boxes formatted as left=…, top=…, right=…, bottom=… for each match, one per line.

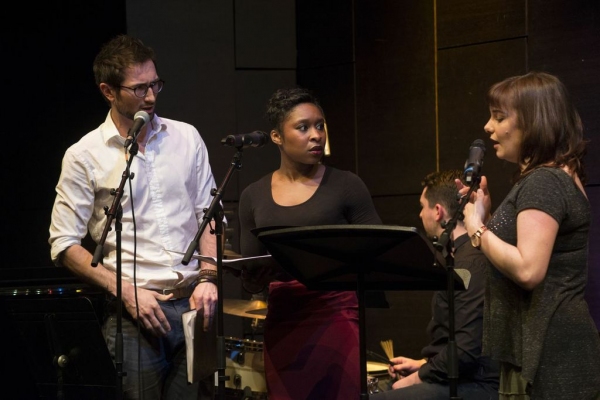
left=366, top=361, right=393, bottom=394
left=219, top=248, right=269, bottom=398
left=221, top=297, right=267, bottom=399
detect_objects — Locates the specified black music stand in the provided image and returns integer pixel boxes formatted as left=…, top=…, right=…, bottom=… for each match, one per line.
left=256, top=225, right=466, bottom=399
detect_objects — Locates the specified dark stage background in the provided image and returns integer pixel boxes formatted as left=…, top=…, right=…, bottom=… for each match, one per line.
left=2, top=1, right=599, bottom=397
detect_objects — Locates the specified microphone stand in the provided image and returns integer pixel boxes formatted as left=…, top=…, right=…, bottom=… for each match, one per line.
left=432, top=175, right=480, bottom=400
left=182, top=147, right=244, bottom=400
left=44, top=313, right=67, bottom=400
left=92, top=141, right=141, bottom=400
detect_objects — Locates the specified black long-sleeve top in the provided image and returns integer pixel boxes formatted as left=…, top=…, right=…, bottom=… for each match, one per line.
left=418, top=233, right=499, bottom=387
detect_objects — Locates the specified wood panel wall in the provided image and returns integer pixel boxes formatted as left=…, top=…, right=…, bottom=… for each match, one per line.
left=3, top=0, right=598, bottom=368
left=295, top=0, right=600, bottom=356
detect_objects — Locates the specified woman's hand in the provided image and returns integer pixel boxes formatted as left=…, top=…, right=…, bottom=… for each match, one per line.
left=456, top=175, right=492, bottom=234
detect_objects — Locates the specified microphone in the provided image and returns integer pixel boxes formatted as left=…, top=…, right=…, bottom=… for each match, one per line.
left=221, top=131, right=269, bottom=148
left=463, top=139, right=486, bottom=185
left=124, top=111, right=150, bottom=148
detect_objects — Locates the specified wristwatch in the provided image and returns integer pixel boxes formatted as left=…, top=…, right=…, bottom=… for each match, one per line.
left=470, top=225, right=488, bottom=249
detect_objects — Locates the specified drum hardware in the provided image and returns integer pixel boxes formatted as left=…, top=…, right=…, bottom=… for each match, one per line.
left=367, top=375, right=381, bottom=395
left=366, top=348, right=393, bottom=394
left=366, top=361, right=392, bottom=394
left=216, top=337, right=266, bottom=396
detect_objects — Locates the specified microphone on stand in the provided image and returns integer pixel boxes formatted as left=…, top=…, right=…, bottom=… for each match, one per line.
left=463, top=139, right=486, bottom=185
left=124, top=111, right=150, bottom=148
left=221, top=131, right=269, bottom=148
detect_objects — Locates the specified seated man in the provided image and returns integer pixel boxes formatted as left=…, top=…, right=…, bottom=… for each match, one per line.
left=372, top=170, right=499, bottom=400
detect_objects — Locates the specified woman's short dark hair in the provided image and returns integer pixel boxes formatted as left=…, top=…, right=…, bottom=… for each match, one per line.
left=266, top=87, right=324, bottom=133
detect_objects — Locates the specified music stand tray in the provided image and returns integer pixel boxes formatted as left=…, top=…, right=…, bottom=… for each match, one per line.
left=257, top=224, right=466, bottom=399
left=257, top=224, right=464, bottom=291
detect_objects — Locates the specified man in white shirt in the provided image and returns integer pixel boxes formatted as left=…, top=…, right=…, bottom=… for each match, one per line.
left=49, top=34, right=221, bottom=400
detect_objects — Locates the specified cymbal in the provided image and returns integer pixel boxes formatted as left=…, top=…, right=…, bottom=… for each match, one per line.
left=223, top=298, right=267, bottom=319
left=223, top=249, right=242, bottom=259
left=366, top=361, right=390, bottom=373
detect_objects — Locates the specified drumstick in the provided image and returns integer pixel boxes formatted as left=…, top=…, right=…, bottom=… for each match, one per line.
left=380, top=339, right=394, bottom=360
left=366, top=349, right=393, bottom=365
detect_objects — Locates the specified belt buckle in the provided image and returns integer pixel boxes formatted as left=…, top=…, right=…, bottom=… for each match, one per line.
left=162, top=287, right=193, bottom=299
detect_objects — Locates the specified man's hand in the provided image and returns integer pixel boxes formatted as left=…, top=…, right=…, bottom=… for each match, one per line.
left=190, top=280, right=218, bottom=331
left=388, top=356, right=426, bottom=380
left=122, top=286, right=173, bottom=337
left=391, top=370, right=423, bottom=389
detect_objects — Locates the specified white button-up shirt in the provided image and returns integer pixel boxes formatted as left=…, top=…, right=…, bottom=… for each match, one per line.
left=49, top=112, right=220, bottom=289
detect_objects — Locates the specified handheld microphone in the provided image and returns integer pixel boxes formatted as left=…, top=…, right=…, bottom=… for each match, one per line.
left=463, top=139, right=486, bottom=185
left=124, top=111, right=150, bottom=148
left=221, top=131, right=269, bottom=148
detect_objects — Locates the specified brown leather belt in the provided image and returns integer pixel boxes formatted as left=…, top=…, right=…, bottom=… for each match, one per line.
left=149, top=285, right=195, bottom=299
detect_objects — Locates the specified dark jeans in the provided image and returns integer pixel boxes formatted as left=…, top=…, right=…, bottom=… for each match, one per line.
left=102, top=297, right=213, bottom=400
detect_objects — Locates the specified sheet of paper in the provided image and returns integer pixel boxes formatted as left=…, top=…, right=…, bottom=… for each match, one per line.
left=166, top=250, right=274, bottom=266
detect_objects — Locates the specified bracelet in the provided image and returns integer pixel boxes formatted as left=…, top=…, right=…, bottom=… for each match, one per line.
left=197, top=277, right=217, bottom=285
left=198, top=269, right=218, bottom=277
